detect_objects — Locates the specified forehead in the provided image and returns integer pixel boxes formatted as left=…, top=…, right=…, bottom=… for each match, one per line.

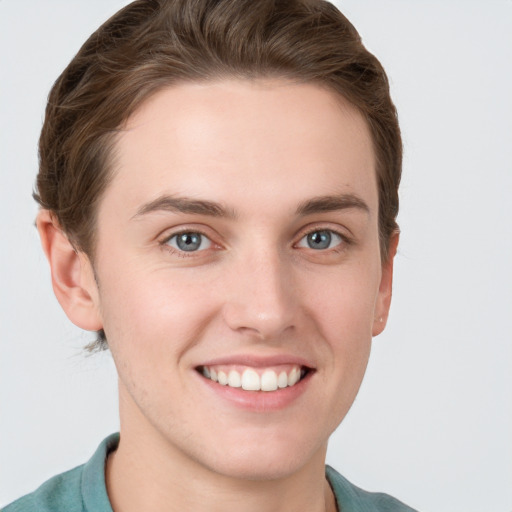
left=104, top=79, right=377, bottom=220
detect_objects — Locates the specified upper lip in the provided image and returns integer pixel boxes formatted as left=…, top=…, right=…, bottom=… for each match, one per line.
left=197, top=353, right=315, bottom=369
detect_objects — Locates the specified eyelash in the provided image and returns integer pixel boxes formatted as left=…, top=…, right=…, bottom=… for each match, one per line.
left=160, top=229, right=214, bottom=258
left=298, top=227, right=352, bottom=252
left=159, top=226, right=352, bottom=257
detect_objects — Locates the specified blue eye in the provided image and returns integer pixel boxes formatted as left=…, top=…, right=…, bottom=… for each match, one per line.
left=298, top=230, right=343, bottom=250
left=166, top=232, right=211, bottom=252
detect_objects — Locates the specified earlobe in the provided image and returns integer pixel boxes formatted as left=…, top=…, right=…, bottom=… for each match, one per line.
left=37, top=210, right=103, bottom=331
left=372, top=232, right=399, bottom=337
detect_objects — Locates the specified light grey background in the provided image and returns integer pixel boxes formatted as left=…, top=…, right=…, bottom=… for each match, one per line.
left=1, top=1, right=511, bottom=510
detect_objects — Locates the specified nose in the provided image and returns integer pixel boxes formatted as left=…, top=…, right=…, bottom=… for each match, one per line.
left=221, top=247, right=298, bottom=340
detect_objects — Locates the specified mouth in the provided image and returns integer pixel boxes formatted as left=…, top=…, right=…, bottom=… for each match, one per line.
left=196, top=364, right=312, bottom=392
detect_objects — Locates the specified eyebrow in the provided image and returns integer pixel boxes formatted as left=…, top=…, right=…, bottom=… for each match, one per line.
left=133, top=195, right=237, bottom=219
left=133, top=192, right=370, bottom=220
left=295, top=194, right=370, bottom=216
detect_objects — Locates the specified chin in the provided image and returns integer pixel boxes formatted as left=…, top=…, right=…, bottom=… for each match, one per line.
left=191, top=427, right=328, bottom=482
left=207, top=453, right=311, bottom=482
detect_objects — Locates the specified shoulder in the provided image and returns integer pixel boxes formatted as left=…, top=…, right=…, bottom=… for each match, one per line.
left=326, top=465, right=419, bottom=512
left=2, top=434, right=118, bottom=512
left=2, top=465, right=85, bottom=512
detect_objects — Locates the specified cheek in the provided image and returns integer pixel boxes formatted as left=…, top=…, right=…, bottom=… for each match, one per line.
left=305, top=262, right=380, bottom=395
left=97, top=266, right=220, bottom=425
left=97, top=263, right=217, bottom=365
left=308, top=262, right=380, bottom=339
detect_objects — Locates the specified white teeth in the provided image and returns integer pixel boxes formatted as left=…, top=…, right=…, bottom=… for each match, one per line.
left=241, top=369, right=260, bottom=391
left=228, top=370, right=241, bottom=388
left=277, top=371, right=288, bottom=388
left=202, top=365, right=306, bottom=392
left=261, top=370, right=278, bottom=391
left=289, top=367, right=300, bottom=386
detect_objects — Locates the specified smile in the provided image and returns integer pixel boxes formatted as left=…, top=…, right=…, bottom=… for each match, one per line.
left=198, top=365, right=308, bottom=392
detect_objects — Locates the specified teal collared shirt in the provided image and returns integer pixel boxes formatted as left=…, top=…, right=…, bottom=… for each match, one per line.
left=3, top=434, right=417, bottom=512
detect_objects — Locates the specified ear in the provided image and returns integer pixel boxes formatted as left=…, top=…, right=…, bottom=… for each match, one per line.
left=37, top=210, right=103, bottom=331
left=372, top=232, right=399, bottom=337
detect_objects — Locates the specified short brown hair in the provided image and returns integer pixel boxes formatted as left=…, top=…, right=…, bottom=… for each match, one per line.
left=36, top=0, right=402, bottom=349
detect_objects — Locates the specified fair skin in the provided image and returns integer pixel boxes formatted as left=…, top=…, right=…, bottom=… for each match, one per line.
left=38, top=79, right=398, bottom=512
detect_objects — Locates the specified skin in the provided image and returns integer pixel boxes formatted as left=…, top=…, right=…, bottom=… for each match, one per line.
left=38, top=79, right=398, bottom=512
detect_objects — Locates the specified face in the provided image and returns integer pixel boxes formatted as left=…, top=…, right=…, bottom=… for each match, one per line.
left=84, top=79, right=394, bottom=480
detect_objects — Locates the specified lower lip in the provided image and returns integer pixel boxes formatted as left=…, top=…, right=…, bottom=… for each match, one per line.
left=197, top=371, right=313, bottom=412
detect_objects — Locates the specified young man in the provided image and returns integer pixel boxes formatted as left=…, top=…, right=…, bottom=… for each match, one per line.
left=4, top=1, right=416, bottom=511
